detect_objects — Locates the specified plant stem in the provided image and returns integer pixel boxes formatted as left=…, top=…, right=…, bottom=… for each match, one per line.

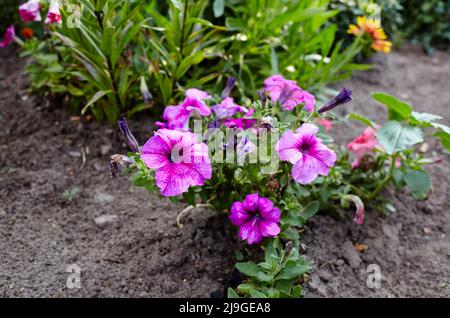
left=178, top=0, right=190, bottom=58
left=369, top=154, right=398, bottom=200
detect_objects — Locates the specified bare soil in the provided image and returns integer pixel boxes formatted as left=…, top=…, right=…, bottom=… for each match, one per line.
left=0, top=45, right=449, bottom=298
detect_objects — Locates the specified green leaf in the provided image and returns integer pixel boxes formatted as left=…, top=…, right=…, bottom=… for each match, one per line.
left=376, top=121, right=423, bottom=154
left=372, top=92, right=413, bottom=120
left=300, top=201, right=320, bottom=221
left=431, top=122, right=450, bottom=134
left=403, top=169, right=431, bottom=200
left=81, top=90, right=112, bottom=114
left=411, top=111, right=443, bottom=123
left=249, top=290, right=267, bottom=298
left=227, top=288, right=239, bottom=298
left=276, top=262, right=310, bottom=280
left=213, top=0, right=225, bottom=18
left=434, top=131, right=450, bottom=151
left=235, top=262, right=259, bottom=277
left=347, top=113, right=377, bottom=128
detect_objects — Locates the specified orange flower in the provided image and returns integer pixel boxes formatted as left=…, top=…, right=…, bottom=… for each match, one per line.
left=347, top=16, right=392, bottom=53
left=21, top=27, right=34, bottom=39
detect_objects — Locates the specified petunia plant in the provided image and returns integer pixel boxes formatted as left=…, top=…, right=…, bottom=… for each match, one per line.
left=111, top=74, right=448, bottom=298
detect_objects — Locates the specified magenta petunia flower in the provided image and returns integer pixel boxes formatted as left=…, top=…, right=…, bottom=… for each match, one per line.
left=0, top=25, right=15, bottom=48
left=141, top=129, right=212, bottom=197
left=19, top=0, right=42, bottom=22
left=44, top=0, right=61, bottom=24
left=223, top=117, right=256, bottom=129
left=276, top=123, right=336, bottom=184
left=163, top=89, right=211, bottom=131
left=229, top=193, right=281, bottom=245
left=211, top=97, right=248, bottom=119
left=264, top=75, right=315, bottom=112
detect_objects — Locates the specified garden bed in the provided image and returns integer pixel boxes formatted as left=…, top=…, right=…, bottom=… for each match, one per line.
left=0, top=45, right=448, bottom=297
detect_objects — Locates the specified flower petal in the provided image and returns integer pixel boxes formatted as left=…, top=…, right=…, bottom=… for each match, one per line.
left=276, top=130, right=302, bottom=164
left=242, top=193, right=260, bottom=211
left=259, top=220, right=281, bottom=237
left=291, top=154, right=329, bottom=184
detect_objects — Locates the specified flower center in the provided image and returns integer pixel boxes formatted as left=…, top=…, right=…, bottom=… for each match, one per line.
left=299, top=142, right=312, bottom=153
left=168, top=148, right=184, bottom=163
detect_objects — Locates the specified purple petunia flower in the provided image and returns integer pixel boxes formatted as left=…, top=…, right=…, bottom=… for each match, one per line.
left=276, top=123, right=336, bottom=184
left=317, top=88, right=352, bottom=114
left=19, top=0, right=42, bottom=22
left=163, top=89, right=211, bottom=131
left=0, top=25, right=15, bottom=48
left=211, top=97, right=248, bottom=119
left=229, top=193, right=281, bottom=245
left=141, top=129, right=212, bottom=197
left=264, top=75, right=315, bottom=112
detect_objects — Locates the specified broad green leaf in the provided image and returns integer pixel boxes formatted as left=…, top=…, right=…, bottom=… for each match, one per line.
left=376, top=121, right=423, bottom=154
left=227, top=288, right=239, bottom=298
left=431, top=122, right=450, bottom=134
left=300, top=201, right=320, bottom=221
left=347, top=113, right=377, bottom=128
left=81, top=90, right=112, bottom=114
left=403, top=170, right=431, bottom=200
left=276, top=262, right=311, bottom=280
left=372, top=92, right=412, bottom=120
left=235, top=262, right=259, bottom=277
left=249, top=290, right=267, bottom=298
left=434, top=131, right=450, bottom=151
left=411, top=111, right=443, bottom=123
left=213, top=0, right=225, bottom=18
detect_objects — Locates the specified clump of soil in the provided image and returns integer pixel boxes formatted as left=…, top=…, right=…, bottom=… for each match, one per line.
left=0, top=45, right=449, bottom=297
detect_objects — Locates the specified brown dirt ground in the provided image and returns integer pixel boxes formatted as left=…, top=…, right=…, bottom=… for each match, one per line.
left=0, top=45, right=449, bottom=298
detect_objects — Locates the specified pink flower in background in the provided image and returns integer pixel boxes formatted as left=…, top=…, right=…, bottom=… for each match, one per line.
left=141, top=129, right=211, bottom=197
left=0, top=25, right=15, bottom=48
left=264, top=75, right=315, bottom=112
left=211, top=97, right=248, bottom=119
left=277, top=124, right=336, bottom=184
left=317, top=118, right=333, bottom=133
left=45, top=0, right=61, bottom=24
left=230, top=193, right=281, bottom=245
left=19, top=0, right=42, bottom=22
left=163, top=89, right=211, bottom=131
left=347, top=127, right=378, bottom=168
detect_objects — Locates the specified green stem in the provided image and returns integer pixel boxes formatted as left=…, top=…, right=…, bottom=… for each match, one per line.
left=369, top=154, right=398, bottom=200
left=178, top=0, right=190, bottom=58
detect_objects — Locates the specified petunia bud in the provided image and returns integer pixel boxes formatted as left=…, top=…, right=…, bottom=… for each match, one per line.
left=257, top=89, right=267, bottom=108
left=110, top=154, right=134, bottom=177
left=343, top=194, right=365, bottom=225
left=118, top=117, right=140, bottom=153
left=0, top=25, right=16, bottom=48
left=318, top=88, right=352, bottom=114
left=221, top=77, right=236, bottom=99
left=140, top=76, right=153, bottom=104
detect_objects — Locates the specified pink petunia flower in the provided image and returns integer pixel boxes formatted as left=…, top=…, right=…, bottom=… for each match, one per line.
left=276, top=124, right=336, bottom=184
left=347, top=127, right=379, bottom=168
left=163, top=89, right=211, bottom=131
left=229, top=193, right=281, bottom=245
left=317, top=118, right=333, bottom=133
left=19, top=0, right=42, bottom=22
left=211, top=97, right=248, bottom=119
left=343, top=195, right=365, bottom=225
left=264, top=75, right=315, bottom=112
left=45, top=0, right=62, bottom=24
left=0, top=25, right=16, bottom=48
left=141, top=129, right=212, bottom=197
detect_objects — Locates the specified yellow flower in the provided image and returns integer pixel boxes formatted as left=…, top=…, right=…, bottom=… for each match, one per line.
left=347, top=16, right=391, bottom=53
